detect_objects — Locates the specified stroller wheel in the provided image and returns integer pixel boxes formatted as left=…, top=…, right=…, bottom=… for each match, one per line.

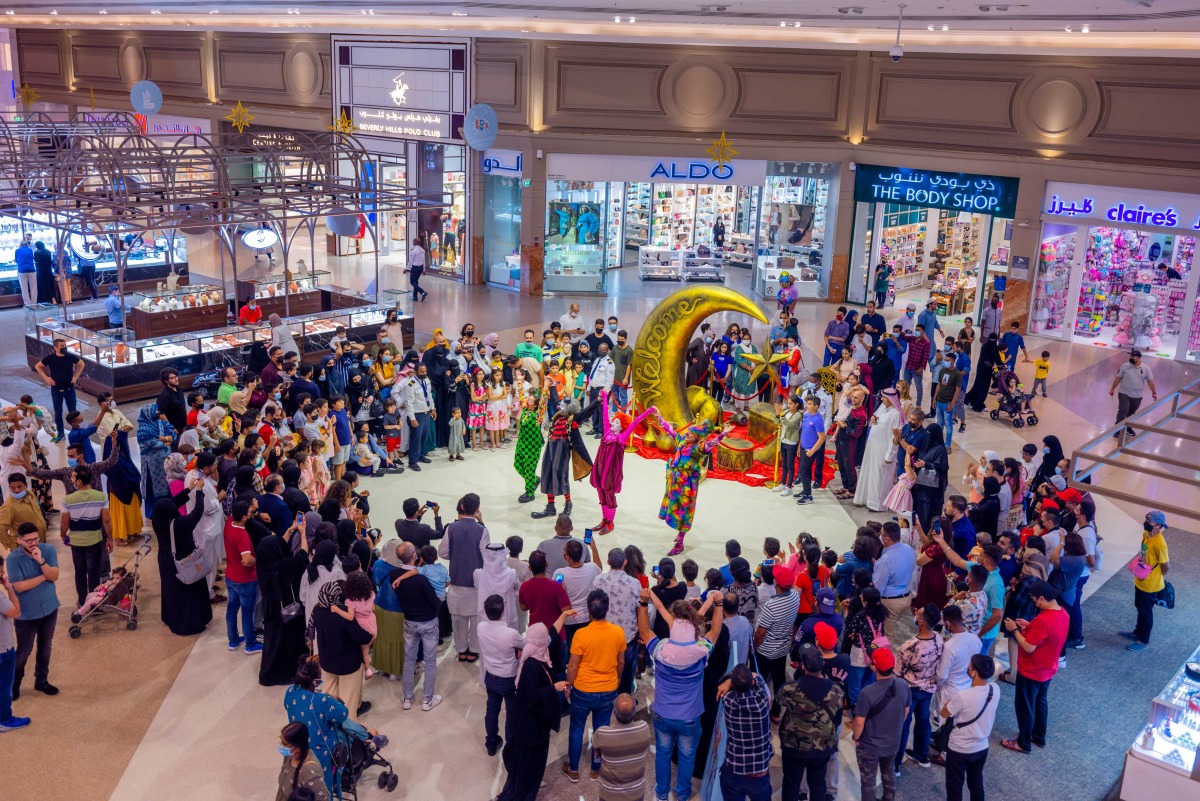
left=989, top=410, right=1000, bottom=420
left=127, top=619, right=138, bottom=631
left=130, top=605, right=139, bottom=618
left=69, top=625, right=82, bottom=639
left=387, top=773, right=398, bottom=792
left=70, top=611, right=82, bottom=624
left=377, top=774, right=388, bottom=789
left=1028, top=415, right=1039, bottom=426
left=1013, top=417, right=1025, bottom=429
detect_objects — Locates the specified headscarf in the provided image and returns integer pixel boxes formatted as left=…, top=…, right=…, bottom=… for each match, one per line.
left=269, top=313, right=284, bottom=328
left=918, top=424, right=949, bottom=483
left=1021, top=550, right=1050, bottom=581
left=982, top=450, right=1000, bottom=467
left=1038, top=436, right=1064, bottom=480
left=233, top=465, right=259, bottom=496
left=164, top=452, right=188, bottom=482
left=207, top=405, right=227, bottom=428
left=282, top=463, right=303, bottom=489
left=379, top=538, right=403, bottom=568
left=137, top=403, right=168, bottom=451
left=880, top=388, right=905, bottom=415
left=307, top=540, right=339, bottom=584
left=255, top=533, right=288, bottom=589
left=982, top=476, right=1001, bottom=497
left=475, top=544, right=517, bottom=615
left=316, top=579, right=344, bottom=609
left=303, top=511, right=324, bottom=542
left=425, top=328, right=444, bottom=350
left=102, top=429, right=142, bottom=505
left=516, top=622, right=551, bottom=687
left=844, top=309, right=860, bottom=329
left=482, top=333, right=500, bottom=359
left=335, top=520, right=358, bottom=558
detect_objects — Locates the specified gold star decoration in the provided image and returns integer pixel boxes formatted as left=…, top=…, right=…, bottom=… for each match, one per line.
left=738, top=339, right=791, bottom=387
left=16, top=83, right=39, bottom=108
left=329, top=109, right=356, bottom=135
left=225, top=100, right=255, bottom=134
left=706, top=131, right=739, bottom=169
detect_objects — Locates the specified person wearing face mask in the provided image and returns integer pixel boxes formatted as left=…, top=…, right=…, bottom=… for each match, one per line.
left=583, top=318, right=614, bottom=358
left=275, top=722, right=331, bottom=801
left=6, top=521, right=61, bottom=700
left=730, top=330, right=760, bottom=411
left=35, top=337, right=84, bottom=443
left=237, top=294, right=262, bottom=326
left=609, top=329, right=635, bottom=411
left=1109, top=348, right=1157, bottom=439
left=1122, top=511, right=1170, bottom=653
left=372, top=327, right=399, bottom=363
left=0, top=473, right=47, bottom=551
left=979, top=294, right=1002, bottom=342
left=422, top=334, right=454, bottom=448
left=261, top=345, right=285, bottom=388
left=184, top=452, right=228, bottom=602
left=822, top=307, right=851, bottom=367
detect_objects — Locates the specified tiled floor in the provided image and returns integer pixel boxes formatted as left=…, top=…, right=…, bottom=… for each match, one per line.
left=2, top=252, right=1198, bottom=801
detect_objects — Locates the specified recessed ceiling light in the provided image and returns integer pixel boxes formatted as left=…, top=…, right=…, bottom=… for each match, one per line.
left=5, top=9, right=15, bottom=14
left=614, top=15, right=621, bottom=22
left=629, top=16, right=636, bottom=23
left=927, top=24, right=935, bottom=30
left=49, top=9, right=57, bottom=14
left=150, top=8, right=161, bottom=12
left=1064, top=26, right=1072, bottom=32
left=780, top=21, right=787, bottom=26
left=793, top=21, right=801, bottom=27
left=451, top=10, right=467, bottom=15
left=942, top=24, right=949, bottom=30
left=1081, top=24, right=1090, bottom=33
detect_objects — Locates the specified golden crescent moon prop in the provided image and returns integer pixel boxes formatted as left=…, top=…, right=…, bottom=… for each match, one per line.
left=631, top=286, right=769, bottom=441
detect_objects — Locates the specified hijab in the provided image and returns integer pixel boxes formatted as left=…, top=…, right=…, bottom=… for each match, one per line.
left=982, top=476, right=1001, bottom=497
left=1021, top=550, right=1050, bottom=581
left=1038, top=436, right=1065, bottom=479
left=516, top=622, right=551, bottom=686
left=335, top=520, right=359, bottom=558
left=918, top=424, right=949, bottom=475
left=306, top=540, right=339, bottom=584
left=282, top=463, right=303, bottom=489
left=269, top=313, right=284, bottom=328
left=102, top=430, right=142, bottom=505
left=482, top=333, right=500, bottom=359
left=164, top=452, right=188, bottom=483
left=137, top=403, right=168, bottom=451
left=316, top=579, right=343, bottom=609
left=233, top=465, right=258, bottom=495
left=255, top=533, right=288, bottom=588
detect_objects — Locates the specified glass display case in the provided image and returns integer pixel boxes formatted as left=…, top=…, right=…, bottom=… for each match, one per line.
left=33, top=321, right=91, bottom=356
left=244, top=272, right=330, bottom=300
left=197, top=326, right=257, bottom=354
left=1121, top=644, right=1200, bottom=801
left=130, top=284, right=224, bottom=312
left=294, top=310, right=352, bottom=339
left=380, top=289, right=408, bottom=314
left=350, top=305, right=389, bottom=330
left=79, top=333, right=136, bottom=367
left=135, top=334, right=202, bottom=364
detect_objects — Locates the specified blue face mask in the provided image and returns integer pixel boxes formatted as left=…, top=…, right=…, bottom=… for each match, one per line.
left=277, top=745, right=292, bottom=758
left=11, top=490, right=26, bottom=499
left=1054, top=466, right=1063, bottom=476
left=1043, top=447, right=1051, bottom=454
left=906, top=311, right=915, bottom=318
left=67, top=457, right=78, bottom=468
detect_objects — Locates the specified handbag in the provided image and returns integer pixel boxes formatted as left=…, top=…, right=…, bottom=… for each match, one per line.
left=279, top=573, right=303, bottom=623
left=1127, top=558, right=1154, bottom=581
left=1156, top=581, right=1176, bottom=610
left=170, top=518, right=215, bottom=586
left=915, top=467, right=940, bottom=488
left=931, top=685, right=994, bottom=753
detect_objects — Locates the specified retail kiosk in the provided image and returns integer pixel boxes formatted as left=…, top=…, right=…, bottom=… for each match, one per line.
left=1120, top=644, right=1200, bottom=800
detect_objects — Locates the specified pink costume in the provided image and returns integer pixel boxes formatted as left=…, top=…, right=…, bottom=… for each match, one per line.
left=589, top=391, right=654, bottom=533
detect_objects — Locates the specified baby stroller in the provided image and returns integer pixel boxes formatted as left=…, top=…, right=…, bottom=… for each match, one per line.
left=332, top=718, right=397, bottom=799
left=990, top=369, right=1039, bottom=428
left=68, top=536, right=151, bottom=637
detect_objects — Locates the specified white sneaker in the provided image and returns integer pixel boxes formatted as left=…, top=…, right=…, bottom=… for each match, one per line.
left=782, top=487, right=793, bottom=496
left=1057, top=657, right=1067, bottom=668
left=772, top=484, right=784, bottom=493
left=402, top=697, right=413, bottom=710
left=422, top=694, right=443, bottom=711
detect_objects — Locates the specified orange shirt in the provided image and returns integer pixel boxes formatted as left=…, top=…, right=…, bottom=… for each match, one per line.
left=571, top=620, right=626, bottom=693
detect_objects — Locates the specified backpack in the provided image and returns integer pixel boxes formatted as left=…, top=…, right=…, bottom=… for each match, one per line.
left=779, top=681, right=844, bottom=752
left=859, top=614, right=891, bottom=655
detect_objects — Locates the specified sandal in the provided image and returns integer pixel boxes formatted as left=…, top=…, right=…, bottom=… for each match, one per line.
left=1000, top=739, right=1030, bottom=754
left=997, top=671, right=1015, bottom=685
left=457, top=653, right=470, bottom=663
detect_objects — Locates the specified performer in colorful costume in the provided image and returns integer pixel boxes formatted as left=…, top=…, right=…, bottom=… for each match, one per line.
left=776, top=271, right=798, bottom=315
left=531, top=391, right=582, bottom=520
left=650, top=413, right=732, bottom=555
left=588, top=390, right=656, bottom=535
left=514, top=379, right=548, bottom=504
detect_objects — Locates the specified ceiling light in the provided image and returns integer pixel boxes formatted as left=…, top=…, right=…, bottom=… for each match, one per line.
left=793, top=21, right=801, bottom=27
left=209, top=8, right=219, bottom=13
left=942, top=25, right=949, bottom=30
left=629, top=17, right=636, bottom=23
left=1081, top=24, right=1090, bottom=33
left=5, top=9, right=14, bottom=14
left=614, top=15, right=621, bottom=22
left=150, top=8, right=161, bottom=12
left=780, top=21, right=787, bottom=26
left=98, top=8, right=106, bottom=12
left=49, top=9, right=57, bottom=14
left=927, top=24, right=934, bottom=30
left=451, top=10, right=467, bottom=15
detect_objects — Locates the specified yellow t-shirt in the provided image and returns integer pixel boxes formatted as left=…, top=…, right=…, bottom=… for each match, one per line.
left=1135, top=532, right=1169, bottom=593
left=1033, top=359, right=1051, bottom=380
left=570, top=620, right=627, bottom=693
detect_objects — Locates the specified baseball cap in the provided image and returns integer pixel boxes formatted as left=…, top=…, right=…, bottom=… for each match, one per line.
left=871, top=648, right=896, bottom=672
left=1049, top=475, right=1067, bottom=492
left=1027, top=579, right=1060, bottom=601
left=814, top=621, right=838, bottom=650
left=1147, top=510, right=1168, bottom=527
left=1130, top=348, right=1143, bottom=358
left=772, top=565, right=796, bottom=589
left=1041, top=499, right=1060, bottom=512
left=816, top=587, right=837, bottom=614
left=1058, top=488, right=1083, bottom=505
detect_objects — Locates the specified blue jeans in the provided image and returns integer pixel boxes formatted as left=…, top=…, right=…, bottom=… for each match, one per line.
left=484, top=671, right=516, bottom=751
left=610, top=384, right=628, bottom=411
left=0, top=648, right=14, bottom=721
left=896, top=687, right=933, bottom=768
left=408, top=412, right=431, bottom=467
left=619, top=638, right=638, bottom=694
left=979, top=635, right=996, bottom=657
left=720, top=764, right=772, bottom=801
left=1067, top=574, right=1088, bottom=644
left=224, top=578, right=257, bottom=645
left=903, top=367, right=925, bottom=407
left=654, top=715, right=701, bottom=800
left=403, top=617, right=439, bottom=701
left=846, top=664, right=875, bottom=706
left=936, top=401, right=954, bottom=446
left=50, top=385, right=77, bottom=439
left=568, top=688, right=616, bottom=772
left=822, top=344, right=841, bottom=367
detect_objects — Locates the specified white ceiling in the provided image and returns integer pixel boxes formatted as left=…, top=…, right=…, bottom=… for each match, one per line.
left=8, top=0, right=1200, bottom=55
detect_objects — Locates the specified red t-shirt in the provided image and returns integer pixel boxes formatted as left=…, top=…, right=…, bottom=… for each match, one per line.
left=791, top=564, right=832, bottom=613
left=238, top=305, right=263, bottom=326
left=1017, top=606, right=1069, bottom=682
left=222, top=521, right=257, bottom=584
left=519, top=576, right=570, bottom=630
left=187, top=408, right=204, bottom=428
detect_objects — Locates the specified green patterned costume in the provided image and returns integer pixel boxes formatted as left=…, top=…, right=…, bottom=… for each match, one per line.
left=514, top=385, right=547, bottom=497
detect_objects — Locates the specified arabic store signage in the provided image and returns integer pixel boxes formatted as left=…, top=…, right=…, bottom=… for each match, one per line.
left=1043, top=181, right=1200, bottom=233
left=854, top=164, right=1019, bottom=218
left=482, top=149, right=522, bottom=177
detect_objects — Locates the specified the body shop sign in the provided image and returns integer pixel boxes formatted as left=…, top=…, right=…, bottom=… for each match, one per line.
left=333, top=38, right=467, bottom=144
left=1043, top=181, right=1200, bottom=232
left=854, top=164, right=1019, bottom=217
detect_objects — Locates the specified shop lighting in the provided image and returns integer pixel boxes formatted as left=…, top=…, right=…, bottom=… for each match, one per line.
left=629, top=17, right=636, bottom=23
left=98, top=8, right=106, bottom=12
left=1064, top=26, right=1072, bottom=32
left=614, top=16, right=621, bottom=23
left=1082, top=24, right=1090, bottom=33
left=451, top=11, right=467, bottom=16
left=49, top=9, right=57, bottom=14
left=150, top=8, right=161, bottom=12
left=793, top=21, right=801, bottom=27
left=4, top=10, right=14, bottom=15
left=942, top=24, right=949, bottom=30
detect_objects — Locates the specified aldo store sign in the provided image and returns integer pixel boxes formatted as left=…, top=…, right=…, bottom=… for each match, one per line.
left=854, top=164, right=1020, bottom=218
left=546, top=154, right=766, bottom=186
left=1043, top=181, right=1200, bottom=233
left=650, top=161, right=735, bottom=181
left=332, top=38, right=468, bottom=144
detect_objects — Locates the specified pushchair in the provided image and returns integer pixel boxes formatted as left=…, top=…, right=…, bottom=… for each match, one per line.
left=331, top=718, right=398, bottom=799
left=68, top=536, right=151, bottom=637
left=989, top=369, right=1039, bottom=428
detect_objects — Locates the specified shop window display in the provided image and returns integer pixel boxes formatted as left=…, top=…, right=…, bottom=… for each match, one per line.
left=755, top=171, right=831, bottom=301
left=1032, top=225, right=1075, bottom=335
left=545, top=180, right=610, bottom=293
left=483, top=174, right=521, bottom=291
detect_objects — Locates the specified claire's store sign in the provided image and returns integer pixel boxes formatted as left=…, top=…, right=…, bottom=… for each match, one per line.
left=1043, top=181, right=1200, bottom=232
left=854, top=163, right=1019, bottom=217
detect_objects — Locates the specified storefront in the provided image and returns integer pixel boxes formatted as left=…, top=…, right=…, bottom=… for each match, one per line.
left=1034, top=182, right=1200, bottom=364
left=332, top=36, right=470, bottom=283
left=481, top=148, right=523, bottom=291
left=542, top=154, right=839, bottom=297
left=848, top=163, right=1019, bottom=323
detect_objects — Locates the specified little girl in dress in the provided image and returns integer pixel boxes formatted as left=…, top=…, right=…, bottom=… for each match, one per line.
left=309, top=440, right=332, bottom=504
left=885, top=448, right=915, bottom=516
left=468, top=370, right=488, bottom=451
left=332, top=571, right=378, bottom=679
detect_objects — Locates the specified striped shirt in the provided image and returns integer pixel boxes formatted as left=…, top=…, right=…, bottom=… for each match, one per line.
left=592, top=718, right=651, bottom=801
left=755, top=588, right=800, bottom=659
left=63, top=488, right=107, bottom=547
left=723, top=674, right=773, bottom=775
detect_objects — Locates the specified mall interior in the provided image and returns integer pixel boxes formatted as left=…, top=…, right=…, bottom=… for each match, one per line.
left=0, top=5, right=1199, bottom=801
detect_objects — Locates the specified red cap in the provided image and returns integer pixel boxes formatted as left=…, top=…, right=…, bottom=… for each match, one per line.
left=1041, top=499, right=1060, bottom=511
left=814, top=621, right=838, bottom=650
left=1058, top=488, right=1083, bottom=504
left=872, top=648, right=896, bottom=672
left=773, top=565, right=796, bottom=589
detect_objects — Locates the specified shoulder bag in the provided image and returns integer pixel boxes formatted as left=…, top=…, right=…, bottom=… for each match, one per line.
left=170, top=518, right=216, bottom=586
left=915, top=466, right=940, bottom=489
left=931, top=684, right=994, bottom=753
left=279, top=571, right=303, bottom=623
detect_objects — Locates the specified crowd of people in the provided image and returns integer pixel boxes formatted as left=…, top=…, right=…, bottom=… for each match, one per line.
left=0, top=296, right=1177, bottom=801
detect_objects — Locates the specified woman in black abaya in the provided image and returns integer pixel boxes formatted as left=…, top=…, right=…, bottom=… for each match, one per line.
left=966, top=333, right=1002, bottom=412
left=496, top=621, right=568, bottom=801
left=1027, top=434, right=1065, bottom=498
left=421, top=336, right=453, bottom=448
left=910, top=423, right=949, bottom=532
left=258, top=523, right=310, bottom=686
left=151, top=479, right=212, bottom=636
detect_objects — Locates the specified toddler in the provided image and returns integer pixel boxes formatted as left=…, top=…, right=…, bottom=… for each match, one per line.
left=353, top=431, right=380, bottom=475
left=417, top=545, right=450, bottom=601
left=332, top=571, right=378, bottom=678
left=447, top=407, right=465, bottom=461
left=75, top=567, right=129, bottom=617
left=1032, top=350, right=1051, bottom=397
left=309, top=439, right=332, bottom=500
left=381, top=398, right=405, bottom=462
left=681, top=558, right=701, bottom=600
